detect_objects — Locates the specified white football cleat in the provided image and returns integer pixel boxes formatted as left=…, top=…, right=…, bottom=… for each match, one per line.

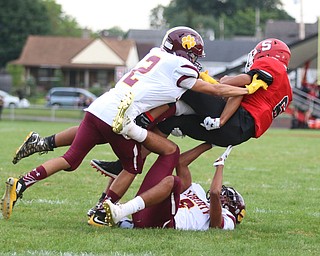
left=103, top=200, right=125, bottom=227
left=112, top=92, right=134, bottom=134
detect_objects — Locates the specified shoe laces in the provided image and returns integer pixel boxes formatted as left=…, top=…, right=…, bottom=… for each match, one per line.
left=96, top=202, right=105, bottom=212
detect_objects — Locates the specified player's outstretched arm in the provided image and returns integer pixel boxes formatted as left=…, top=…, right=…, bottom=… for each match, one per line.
left=209, top=146, right=233, bottom=228
left=176, top=143, right=213, bottom=192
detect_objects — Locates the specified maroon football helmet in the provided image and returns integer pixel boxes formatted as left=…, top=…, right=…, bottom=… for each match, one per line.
left=161, top=26, right=205, bottom=70
left=220, top=185, right=246, bottom=224
left=245, top=38, right=291, bottom=72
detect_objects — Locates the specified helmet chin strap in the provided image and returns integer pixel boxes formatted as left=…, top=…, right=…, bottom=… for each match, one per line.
left=194, top=61, right=202, bottom=71
left=188, top=53, right=202, bottom=71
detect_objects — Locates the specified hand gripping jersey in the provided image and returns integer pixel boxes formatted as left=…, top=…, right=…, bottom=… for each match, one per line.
left=241, top=57, right=292, bottom=138
left=85, top=47, right=199, bottom=125
left=174, top=183, right=236, bottom=230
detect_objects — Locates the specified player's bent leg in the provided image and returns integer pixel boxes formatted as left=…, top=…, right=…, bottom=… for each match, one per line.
left=142, top=130, right=178, bottom=156
left=133, top=176, right=181, bottom=228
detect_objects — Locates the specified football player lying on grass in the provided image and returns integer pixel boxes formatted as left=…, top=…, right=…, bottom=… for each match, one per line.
left=102, top=145, right=246, bottom=230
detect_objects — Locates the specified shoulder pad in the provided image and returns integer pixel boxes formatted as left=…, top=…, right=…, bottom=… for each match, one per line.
left=247, top=69, right=273, bottom=85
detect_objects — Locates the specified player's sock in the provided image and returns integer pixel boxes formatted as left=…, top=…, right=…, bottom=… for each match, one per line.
left=22, top=165, right=48, bottom=188
left=120, top=196, right=145, bottom=216
left=45, top=135, right=56, bottom=149
left=106, top=189, right=121, bottom=203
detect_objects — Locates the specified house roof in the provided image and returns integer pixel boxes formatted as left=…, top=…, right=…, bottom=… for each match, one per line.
left=289, top=33, right=318, bottom=70
left=128, top=29, right=258, bottom=62
left=203, top=39, right=258, bottom=62
left=102, top=37, right=136, bottom=62
left=265, top=20, right=318, bottom=43
left=213, top=33, right=319, bottom=78
left=136, top=43, right=156, bottom=59
left=127, top=29, right=166, bottom=46
left=12, top=36, right=93, bottom=67
left=11, top=36, right=136, bottom=69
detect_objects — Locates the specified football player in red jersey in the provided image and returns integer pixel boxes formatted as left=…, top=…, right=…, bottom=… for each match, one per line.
left=157, top=38, right=292, bottom=146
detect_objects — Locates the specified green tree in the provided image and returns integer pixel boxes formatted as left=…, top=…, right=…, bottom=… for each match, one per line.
left=0, top=0, right=51, bottom=68
left=6, top=64, right=24, bottom=87
left=100, top=26, right=126, bottom=38
left=42, top=0, right=82, bottom=37
left=0, top=0, right=84, bottom=68
left=150, top=5, right=168, bottom=29
left=151, top=0, right=294, bottom=38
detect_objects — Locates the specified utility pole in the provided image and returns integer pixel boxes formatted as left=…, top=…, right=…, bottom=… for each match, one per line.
left=255, top=7, right=262, bottom=40
left=317, top=16, right=320, bottom=85
left=299, top=0, right=305, bottom=39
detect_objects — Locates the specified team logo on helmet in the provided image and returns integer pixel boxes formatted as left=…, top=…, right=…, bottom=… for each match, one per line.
left=181, top=35, right=196, bottom=50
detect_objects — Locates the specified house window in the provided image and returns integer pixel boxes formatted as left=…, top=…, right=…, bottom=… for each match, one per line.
left=37, top=68, right=63, bottom=88
left=97, top=70, right=108, bottom=87
left=38, top=68, right=58, bottom=82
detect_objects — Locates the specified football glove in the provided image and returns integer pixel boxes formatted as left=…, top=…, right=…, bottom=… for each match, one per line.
left=213, top=145, right=233, bottom=166
left=245, top=74, right=268, bottom=94
left=201, top=117, right=220, bottom=130
left=200, top=70, right=219, bottom=84
left=135, top=112, right=152, bottom=129
left=171, top=127, right=185, bottom=137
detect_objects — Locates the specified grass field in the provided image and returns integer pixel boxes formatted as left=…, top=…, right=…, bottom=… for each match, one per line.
left=0, top=120, right=319, bottom=255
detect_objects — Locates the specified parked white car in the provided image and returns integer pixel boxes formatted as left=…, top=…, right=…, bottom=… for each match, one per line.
left=0, top=90, right=30, bottom=108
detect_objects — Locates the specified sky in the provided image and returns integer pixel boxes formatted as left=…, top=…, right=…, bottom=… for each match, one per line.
left=55, top=0, right=320, bottom=32
left=55, top=0, right=171, bottom=31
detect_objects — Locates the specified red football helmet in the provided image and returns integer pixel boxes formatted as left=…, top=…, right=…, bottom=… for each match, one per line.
left=161, top=26, right=205, bottom=70
left=245, top=38, right=291, bottom=72
left=220, top=185, right=246, bottom=224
